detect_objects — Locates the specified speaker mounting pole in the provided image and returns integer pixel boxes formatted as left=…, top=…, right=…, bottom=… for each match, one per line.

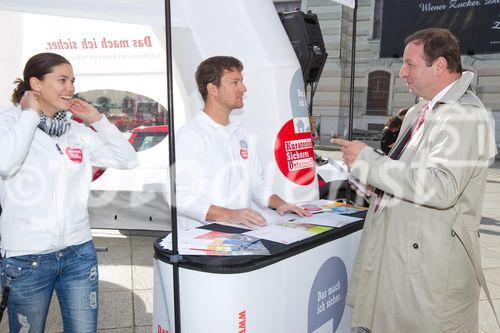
left=345, top=0, right=358, bottom=201
left=347, top=0, right=357, bottom=142
left=163, top=0, right=182, bottom=332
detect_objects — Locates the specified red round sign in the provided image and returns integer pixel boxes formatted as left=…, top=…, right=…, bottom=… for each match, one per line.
left=274, top=119, right=315, bottom=185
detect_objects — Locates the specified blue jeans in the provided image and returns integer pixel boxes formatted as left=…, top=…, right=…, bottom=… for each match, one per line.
left=0, top=240, right=99, bottom=333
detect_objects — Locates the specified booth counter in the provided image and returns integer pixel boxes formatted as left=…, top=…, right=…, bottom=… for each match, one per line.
left=153, top=215, right=364, bottom=333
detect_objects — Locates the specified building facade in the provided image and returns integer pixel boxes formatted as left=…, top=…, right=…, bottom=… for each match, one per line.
left=274, top=0, right=500, bottom=147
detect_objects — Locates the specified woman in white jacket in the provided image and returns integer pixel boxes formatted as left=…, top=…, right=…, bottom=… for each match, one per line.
left=0, top=52, right=139, bottom=332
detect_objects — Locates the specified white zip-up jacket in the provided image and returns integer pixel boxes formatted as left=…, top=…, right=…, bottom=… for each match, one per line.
left=0, top=107, right=139, bottom=256
left=174, top=112, right=273, bottom=230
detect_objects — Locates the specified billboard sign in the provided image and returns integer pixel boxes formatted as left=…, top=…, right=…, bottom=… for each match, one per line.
left=380, top=1, right=500, bottom=58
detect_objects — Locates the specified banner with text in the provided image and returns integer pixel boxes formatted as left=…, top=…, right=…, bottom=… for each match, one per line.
left=380, top=0, right=500, bottom=58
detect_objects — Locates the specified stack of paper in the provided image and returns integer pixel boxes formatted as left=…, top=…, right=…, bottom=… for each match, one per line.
left=158, top=202, right=365, bottom=255
left=244, top=221, right=331, bottom=244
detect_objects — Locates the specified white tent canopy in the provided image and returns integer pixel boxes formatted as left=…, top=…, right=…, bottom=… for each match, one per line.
left=0, top=0, right=167, bottom=25
left=0, top=0, right=355, bottom=24
left=0, top=0, right=357, bottom=230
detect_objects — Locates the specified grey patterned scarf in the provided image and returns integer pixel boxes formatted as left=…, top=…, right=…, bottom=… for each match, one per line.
left=38, top=111, right=71, bottom=137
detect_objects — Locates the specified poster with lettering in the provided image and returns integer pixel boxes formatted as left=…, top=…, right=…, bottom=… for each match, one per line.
left=307, top=256, right=348, bottom=333
left=274, top=119, right=316, bottom=186
left=380, top=0, right=500, bottom=58
left=21, top=13, right=165, bottom=76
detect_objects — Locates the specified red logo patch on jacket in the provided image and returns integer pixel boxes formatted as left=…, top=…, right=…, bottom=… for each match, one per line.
left=65, top=147, right=83, bottom=163
left=239, top=140, right=248, bottom=160
left=240, top=148, right=248, bottom=160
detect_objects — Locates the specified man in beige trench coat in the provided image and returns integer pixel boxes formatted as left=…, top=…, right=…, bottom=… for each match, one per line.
left=333, top=28, right=497, bottom=332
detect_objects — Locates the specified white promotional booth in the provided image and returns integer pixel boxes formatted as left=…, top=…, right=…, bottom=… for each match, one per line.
left=153, top=221, right=363, bottom=333
left=0, top=0, right=361, bottom=332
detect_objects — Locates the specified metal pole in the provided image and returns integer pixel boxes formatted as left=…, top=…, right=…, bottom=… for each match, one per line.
left=348, top=0, right=357, bottom=141
left=346, top=0, right=358, bottom=201
left=163, top=0, right=182, bottom=332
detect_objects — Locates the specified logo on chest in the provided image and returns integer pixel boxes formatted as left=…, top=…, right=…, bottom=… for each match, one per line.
left=65, top=146, right=83, bottom=163
left=239, top=140, right=248, bottom=160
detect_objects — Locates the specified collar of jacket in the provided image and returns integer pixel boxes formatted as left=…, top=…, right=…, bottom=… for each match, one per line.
left=436, top=71, right=475, bottom=106
left=199, top=111, right=238, bottom=134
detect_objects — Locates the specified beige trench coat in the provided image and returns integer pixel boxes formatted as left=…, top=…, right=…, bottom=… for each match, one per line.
left=347, top=72, right=497, bottom=333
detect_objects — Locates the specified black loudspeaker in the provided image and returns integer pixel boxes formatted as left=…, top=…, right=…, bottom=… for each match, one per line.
left=279, top=10, right=328, bottom=84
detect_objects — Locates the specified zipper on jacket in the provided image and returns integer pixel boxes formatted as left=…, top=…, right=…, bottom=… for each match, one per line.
left=53, top=138, right=66, bottom=249
left=55, top=143, right=64, bottom=155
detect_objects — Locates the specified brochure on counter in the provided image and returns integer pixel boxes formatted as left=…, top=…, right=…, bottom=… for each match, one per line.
left=159, top=229, right=270, bottom=256
left=159, top=200, right=365, bottom=255
left=297, top=199, right=367, bottom=215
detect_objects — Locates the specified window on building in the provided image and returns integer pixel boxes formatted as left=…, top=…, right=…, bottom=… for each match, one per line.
left=274, top=0, right=302, bottom=12
left=366, top=70, right=390, bottom=115
left=372, top=0, right=383, bottom=39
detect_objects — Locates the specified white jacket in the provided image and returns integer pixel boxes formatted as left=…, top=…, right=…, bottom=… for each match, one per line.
left=0, top=107, right=139, bottom=255
left=175, top=112, right=273, bottom=230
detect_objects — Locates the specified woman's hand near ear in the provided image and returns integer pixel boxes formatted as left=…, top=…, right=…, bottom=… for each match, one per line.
left=69, top=98, right=103, bottom=124
left=19, top=91, right=41, bottom=114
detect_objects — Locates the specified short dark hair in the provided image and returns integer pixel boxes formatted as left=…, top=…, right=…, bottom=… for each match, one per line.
left=195, top=56, right=243, bottom=101
left=404, top=28, right=462, bottom=73
left=386, top=116, right=402, bottom=130
left=11, top=52, right=71, bottom=104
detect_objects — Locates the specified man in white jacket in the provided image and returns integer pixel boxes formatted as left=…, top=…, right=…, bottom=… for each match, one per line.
left=175, top=56, right=310, bottom=230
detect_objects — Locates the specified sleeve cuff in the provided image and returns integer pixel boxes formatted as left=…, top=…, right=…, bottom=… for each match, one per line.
left=255, top=190, right=274, bottom=208
left=196, top=202, right=212, bottom=222
left=90, top=115, right=111, bottom=130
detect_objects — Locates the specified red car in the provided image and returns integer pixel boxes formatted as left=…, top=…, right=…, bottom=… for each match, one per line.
left=128, top=125, right=169, bottom=152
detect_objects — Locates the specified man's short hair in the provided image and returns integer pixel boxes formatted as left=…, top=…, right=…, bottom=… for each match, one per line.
left=195, top=56, right=244, bottom=101
left=404, top=28, right=462, bottom=73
